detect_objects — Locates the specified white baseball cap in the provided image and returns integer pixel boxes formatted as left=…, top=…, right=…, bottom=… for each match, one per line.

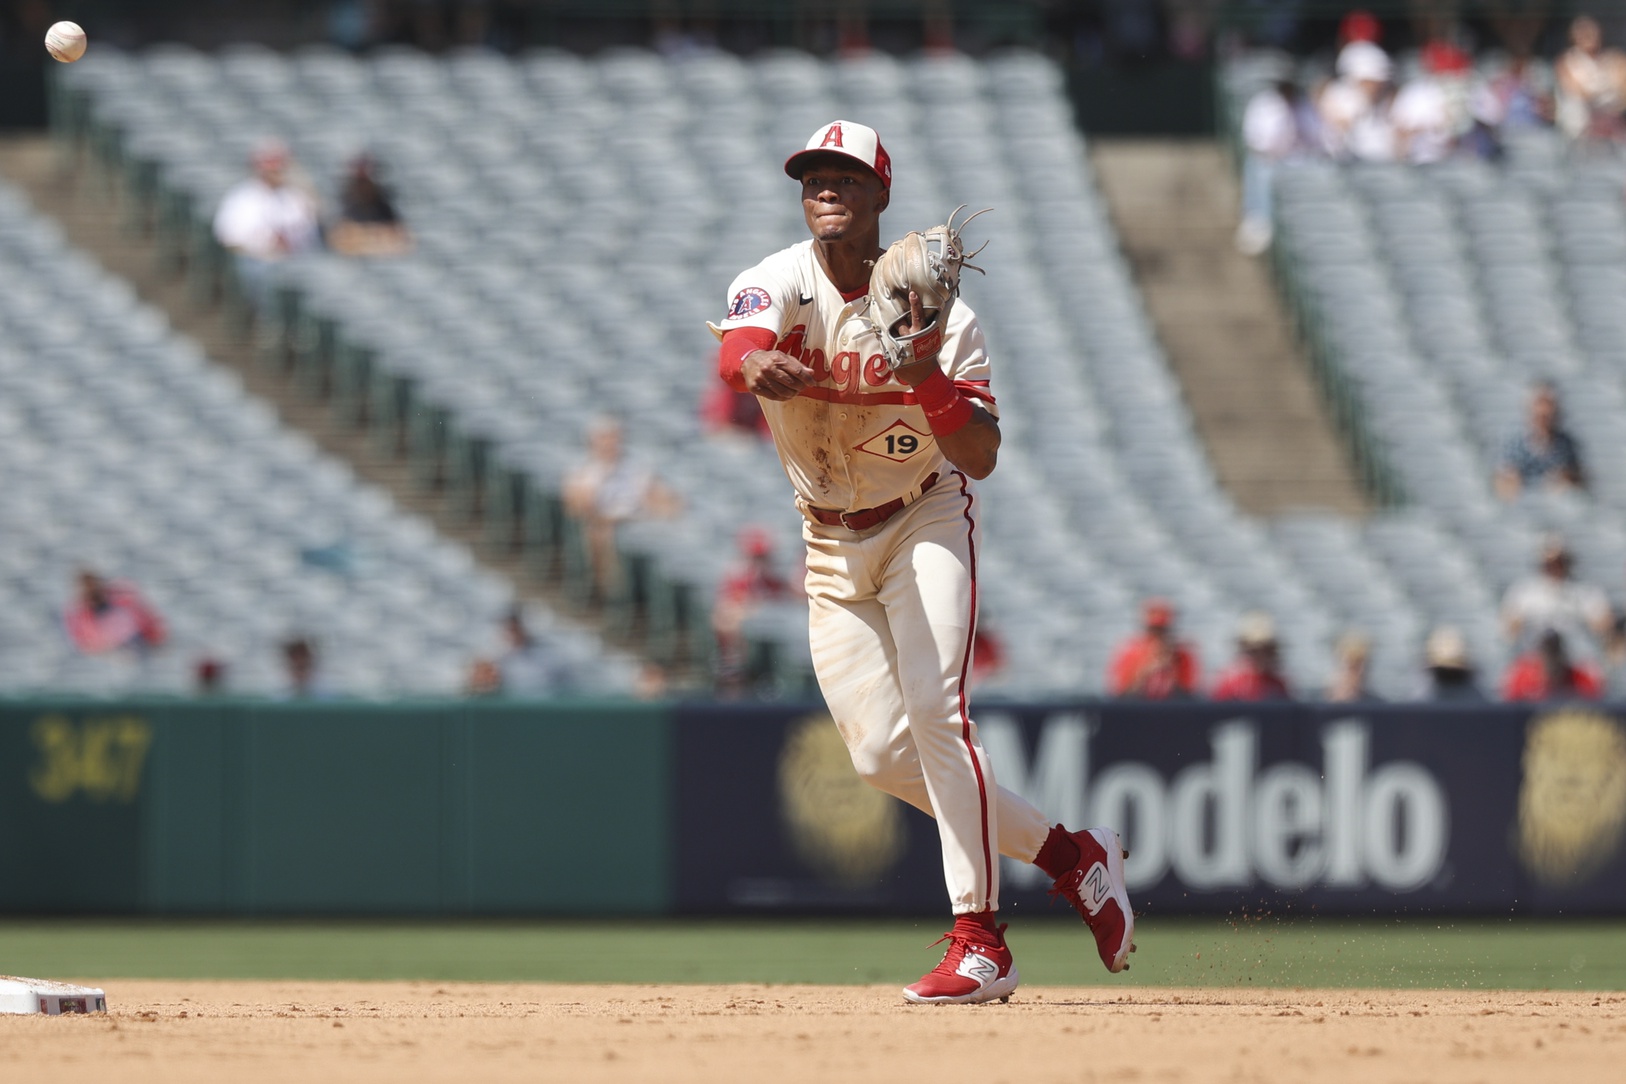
left=1336, top=40, right=1392, bottom=82
left=784, top=120, right=892, bottom=189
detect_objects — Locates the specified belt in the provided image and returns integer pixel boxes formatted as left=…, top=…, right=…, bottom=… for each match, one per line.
left=808, top=472, right=940, bottom=531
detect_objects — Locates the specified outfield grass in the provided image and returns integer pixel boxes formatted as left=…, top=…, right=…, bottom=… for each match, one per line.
left=2, top=917, right=1624, bottom=990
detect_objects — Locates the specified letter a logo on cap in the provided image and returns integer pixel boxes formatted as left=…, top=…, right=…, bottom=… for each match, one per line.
left=785, top=120, right=891, bottom=189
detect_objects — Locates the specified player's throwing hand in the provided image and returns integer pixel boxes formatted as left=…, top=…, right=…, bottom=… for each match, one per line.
left=739, top=349, right=813, bottom=401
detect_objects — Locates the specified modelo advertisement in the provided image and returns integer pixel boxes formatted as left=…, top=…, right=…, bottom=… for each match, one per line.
left=672, top=702, right=1626, bottom=915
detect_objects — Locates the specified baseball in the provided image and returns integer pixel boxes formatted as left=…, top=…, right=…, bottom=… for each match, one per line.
left=45, top=21, right=87, bottom=64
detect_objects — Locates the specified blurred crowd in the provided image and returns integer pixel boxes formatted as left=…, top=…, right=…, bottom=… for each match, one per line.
left=213, top=137, right=410, bottom=309
left=1102, top=371, right=1621, bottom=705
left=1238, top=11, right=1626, bottom=253
left=1105, top=518, right=1626, bottom=706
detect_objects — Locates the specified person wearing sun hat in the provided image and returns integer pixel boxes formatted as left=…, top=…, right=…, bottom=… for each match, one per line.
left=1210, top=611, right=1293, bottom=701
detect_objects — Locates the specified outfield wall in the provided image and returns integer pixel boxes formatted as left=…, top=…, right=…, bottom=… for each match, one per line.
left=3, top=699, right=1624, bottom=916
left=0, top=700, right=669, bottom=914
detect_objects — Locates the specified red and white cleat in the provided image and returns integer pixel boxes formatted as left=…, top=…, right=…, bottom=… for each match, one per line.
left=902, top=923, right=1019, bottom=1005
left=1049, top=827, right=1136, bottom=974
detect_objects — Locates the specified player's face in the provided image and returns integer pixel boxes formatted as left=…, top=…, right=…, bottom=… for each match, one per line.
left=800, top=161, right=888, bottom=242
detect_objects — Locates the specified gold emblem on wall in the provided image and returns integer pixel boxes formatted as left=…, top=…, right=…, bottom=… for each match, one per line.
left=1516, top=709, right=1626, bottom=887
left=778, top=713, right=904, bottom=886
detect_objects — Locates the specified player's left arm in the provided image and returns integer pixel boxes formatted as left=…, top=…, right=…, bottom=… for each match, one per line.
left=891, top=291, right=999, bottom=479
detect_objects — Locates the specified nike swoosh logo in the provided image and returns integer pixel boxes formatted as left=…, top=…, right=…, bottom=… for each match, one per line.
left=798, top=294, right=813, bottom=305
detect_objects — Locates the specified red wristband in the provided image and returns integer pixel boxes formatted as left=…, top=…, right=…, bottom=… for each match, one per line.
left=718, top=327, right=776, bottom=392
left=915, top=367, right=974, bottom=436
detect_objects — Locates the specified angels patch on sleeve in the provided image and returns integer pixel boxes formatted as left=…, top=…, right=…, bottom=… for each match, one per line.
left=727, top=286, right=773, bottom=320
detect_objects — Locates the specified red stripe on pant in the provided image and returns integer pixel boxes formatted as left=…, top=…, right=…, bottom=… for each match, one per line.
left=952, top=470, right=993, bottom=901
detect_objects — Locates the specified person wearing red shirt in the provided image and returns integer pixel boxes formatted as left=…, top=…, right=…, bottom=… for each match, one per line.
left=62, top=569, right=166, bottom=655
left=1502, top=629, right=1603, bottom=702
left=712, top=526, right=799, bottom=695
left=1210, top=611, right=1293, bottom=701
left=1107, top=599, right=1200, bottom=699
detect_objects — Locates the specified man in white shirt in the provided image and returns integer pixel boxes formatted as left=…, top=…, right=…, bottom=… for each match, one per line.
left=1318, top=39, right=1397, bottom=161
left=212, top=138, right=321, bottom=310
left=1237, top=77, right=1306, bottom=254
left=1501, top=534, right=1617, bottom=662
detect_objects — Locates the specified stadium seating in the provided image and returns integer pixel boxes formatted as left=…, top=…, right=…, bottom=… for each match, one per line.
left=1222, top=53, right=1626, bottom=685
left=0, top=177, right=640, bottom=697
left=56, top=42, right=1618, bottom=698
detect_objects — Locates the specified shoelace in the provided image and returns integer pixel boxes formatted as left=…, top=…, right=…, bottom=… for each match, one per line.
left=923, top=929, right=1001, bottom=975
left=1047, top=868, right=1086, bottom=913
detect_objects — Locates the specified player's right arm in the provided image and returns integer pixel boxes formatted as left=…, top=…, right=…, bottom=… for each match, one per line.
left=717, top=327, right=813, bottom=401
left=709, top=260, right=810, bottom=400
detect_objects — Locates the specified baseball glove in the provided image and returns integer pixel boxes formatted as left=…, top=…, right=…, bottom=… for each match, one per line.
left=865, top=206, right=991, bottom=370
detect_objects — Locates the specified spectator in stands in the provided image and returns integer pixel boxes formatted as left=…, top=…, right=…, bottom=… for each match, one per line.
left=1419, top=625, right=1486, bottom=702
left=63, top=569, right=166, bottom=656
left=712, top=526, right=799, bottom=696
left=1107, top=598, right=1200, bottom=699
left=1324, top=630, right=1381, bottom=702
left=1495, top=380, right=1585, bottom=500
left=1236, top=77, right=1312, bottom=255
left=700, top=381, right=771, bottom=442
left=466, top=658, right=502, bottom=696
left=634, top=660, right=670, bottom=700
left=1393, top=37, right=1471, bottom=164
left=1210, top=611, right=1293, bottom=701
left=195, top=656, right=228, bottom=695
left=279, top=635, right=333, bottom=699
left=1501, top=534, right=1617, bottom=662
left=563, top=417, right=681, bottom=604
left=1555, top=14, right=1626, bottom=144
left=467, top=606, right=570, bottom=697
left=1319, top=39, right=1398, bottom=162
left=327, top=153, right=412, bottom=258
left=970, top=622, right=1008, bottom=690
left=1480, top=53, right=1555, bottom=132
left=212, top=138, right=322, bottom=310
left=1502, top=628, right=1603, bottom=702
left=1336, top=8, right=1382, bottom=54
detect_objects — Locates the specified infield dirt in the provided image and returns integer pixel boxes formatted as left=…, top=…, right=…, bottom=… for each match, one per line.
left=2, top=981, right=1621, bottom=1083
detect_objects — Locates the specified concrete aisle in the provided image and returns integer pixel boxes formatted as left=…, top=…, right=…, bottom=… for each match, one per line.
left=1090, top=139, right=1368, bottom=518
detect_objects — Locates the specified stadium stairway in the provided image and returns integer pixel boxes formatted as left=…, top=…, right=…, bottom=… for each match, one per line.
left=1091, top=139, right=1370, bottom=518
left=0, top=134, right=672, bottom=686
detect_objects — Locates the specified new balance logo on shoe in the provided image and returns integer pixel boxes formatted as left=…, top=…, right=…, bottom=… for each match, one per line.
left=1048, top=827, right=1137, bottom=975
left=956, top=951, right=1000, bottom=984
left=1080, top=863, right=1112, bottom=915
left=903, top=924, right=1020, bottom=1005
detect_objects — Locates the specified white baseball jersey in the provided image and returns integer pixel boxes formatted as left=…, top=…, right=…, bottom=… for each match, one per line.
left=709, top=239, right=995, bottom=516
left=711, top=239, right=1053, bottom=916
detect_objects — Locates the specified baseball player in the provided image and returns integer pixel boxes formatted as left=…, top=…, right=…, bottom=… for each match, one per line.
left=708, top=120, right=1135, bottom=1004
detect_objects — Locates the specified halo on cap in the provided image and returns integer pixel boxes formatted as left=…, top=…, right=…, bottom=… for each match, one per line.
left=785, top=120, right=892, bottom=189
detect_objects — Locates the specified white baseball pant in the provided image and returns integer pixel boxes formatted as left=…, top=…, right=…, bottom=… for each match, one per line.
left=803, top=471, right=1052, bottom=914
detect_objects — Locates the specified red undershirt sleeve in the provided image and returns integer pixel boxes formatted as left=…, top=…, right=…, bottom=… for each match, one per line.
left=717, top=327, right=778, bottom=393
